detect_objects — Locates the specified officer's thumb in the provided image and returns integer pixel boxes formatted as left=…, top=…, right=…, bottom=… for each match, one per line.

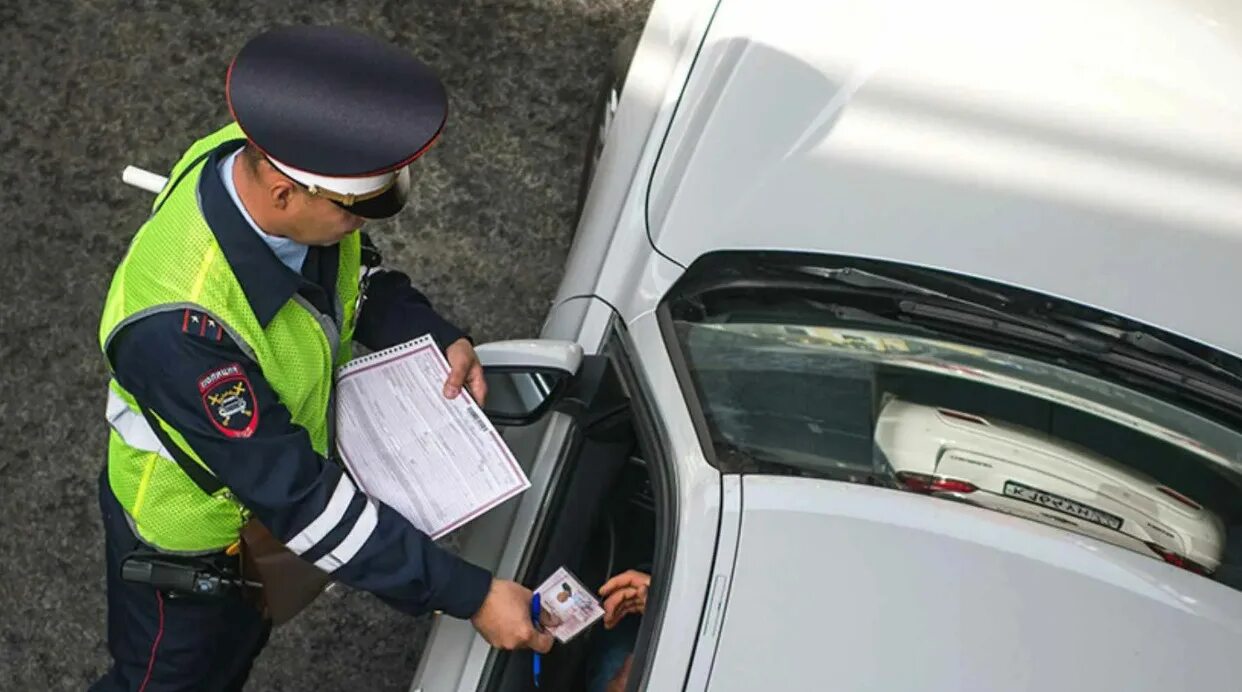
left=444, top=361, right=467, bottom=398
left=530, top=629, right=554, bottom=654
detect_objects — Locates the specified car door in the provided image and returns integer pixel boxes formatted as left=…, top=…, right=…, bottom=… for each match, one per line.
left=412, top=308, right=727, bottom=691
left=411, top=333, right=635, bottom=691
left=412, top=302, right=735, bottom=692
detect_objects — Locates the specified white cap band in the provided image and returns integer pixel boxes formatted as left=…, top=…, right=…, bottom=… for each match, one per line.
left=266, top=157, right=396, bottom=197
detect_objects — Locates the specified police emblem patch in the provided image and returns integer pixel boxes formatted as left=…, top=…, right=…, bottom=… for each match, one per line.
left=198, top=363, right=259, bottom=438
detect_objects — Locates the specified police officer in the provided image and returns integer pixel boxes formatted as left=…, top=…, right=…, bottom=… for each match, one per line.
left=92, top=26, right=552, bottom=690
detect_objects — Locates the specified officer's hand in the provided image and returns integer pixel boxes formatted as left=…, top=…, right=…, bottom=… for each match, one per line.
left=444, top=338, right=487, bottom=405
left=470, top=579, right=555, bottom=653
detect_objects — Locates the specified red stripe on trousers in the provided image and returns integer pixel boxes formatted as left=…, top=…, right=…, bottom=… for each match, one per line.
left=138, top=591, right=165, bottom=692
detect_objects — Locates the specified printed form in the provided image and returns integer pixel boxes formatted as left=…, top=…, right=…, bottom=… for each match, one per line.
left=334, top=334, right=530, bottom=539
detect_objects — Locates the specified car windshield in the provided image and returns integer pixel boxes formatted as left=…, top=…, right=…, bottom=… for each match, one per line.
left=665, top=257, right=1242, bottom=589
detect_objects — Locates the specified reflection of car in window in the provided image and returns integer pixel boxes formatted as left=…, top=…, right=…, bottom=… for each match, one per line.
left=873, top=398, right=1226, bottom=574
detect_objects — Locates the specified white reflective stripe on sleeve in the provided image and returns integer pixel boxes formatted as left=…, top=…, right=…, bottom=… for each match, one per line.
left=313, top=499, right=379, bottom=573
left=285, top=474, right=358, bottom=555
left=106, top=388, right=173, bottom=458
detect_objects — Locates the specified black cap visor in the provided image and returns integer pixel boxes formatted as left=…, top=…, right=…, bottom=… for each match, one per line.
left=334, top=167, right=410, bottom=219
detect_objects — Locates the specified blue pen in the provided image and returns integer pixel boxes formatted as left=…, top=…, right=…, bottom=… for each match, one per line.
left=530, top=592, right=542, bottom=688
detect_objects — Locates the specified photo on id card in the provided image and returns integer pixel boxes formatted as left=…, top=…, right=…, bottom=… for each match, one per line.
left=536, top=567, right=604, bottom=643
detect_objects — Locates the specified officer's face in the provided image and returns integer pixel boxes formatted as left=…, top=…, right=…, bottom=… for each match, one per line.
left=286, top=190, right=365, bottom=245
left=259, top=162, right=364, bottom=245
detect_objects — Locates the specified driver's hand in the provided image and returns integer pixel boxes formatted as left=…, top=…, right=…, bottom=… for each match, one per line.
left=470, top=579, right=555, bottom=653
left=600, top=570, right=651, bottom=629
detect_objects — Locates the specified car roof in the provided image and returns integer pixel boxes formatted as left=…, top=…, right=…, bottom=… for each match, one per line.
left=646, top=0, right=1242, bottom=357
left=704, top=476, right=1242, bottom=691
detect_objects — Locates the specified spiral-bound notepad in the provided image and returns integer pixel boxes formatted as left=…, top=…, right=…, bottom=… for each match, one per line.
left=335, top=334, right=531, bottom=539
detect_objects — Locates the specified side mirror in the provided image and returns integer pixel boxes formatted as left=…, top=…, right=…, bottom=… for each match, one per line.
left=475, top=340, right=584, bottom=426
left=481, top=369, right=572, bottom=426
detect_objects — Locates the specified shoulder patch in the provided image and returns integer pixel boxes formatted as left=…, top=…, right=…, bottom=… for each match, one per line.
left=198, top=363, right=259, bottom=438
left=182, top=309, right=224, bottom=341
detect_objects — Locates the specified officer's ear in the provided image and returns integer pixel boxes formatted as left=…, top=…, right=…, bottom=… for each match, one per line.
left=247, top=152, right=297, bottom=212
left=269, top=177, right=297, bottom=211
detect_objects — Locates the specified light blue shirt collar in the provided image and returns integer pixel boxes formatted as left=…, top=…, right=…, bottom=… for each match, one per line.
left=218, top=148, right=309, bottom=275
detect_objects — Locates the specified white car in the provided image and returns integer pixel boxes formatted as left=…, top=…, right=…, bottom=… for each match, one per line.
left=410, top=0, right=1242, bottom=690
left=874, top=398, right=1227, bottom=574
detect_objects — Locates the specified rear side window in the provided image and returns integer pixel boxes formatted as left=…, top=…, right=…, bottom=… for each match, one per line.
left=662, top=253, right=1242, bottom=591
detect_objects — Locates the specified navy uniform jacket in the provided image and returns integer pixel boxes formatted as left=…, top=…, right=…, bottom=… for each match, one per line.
left=106, top=143, right=492, bottom=619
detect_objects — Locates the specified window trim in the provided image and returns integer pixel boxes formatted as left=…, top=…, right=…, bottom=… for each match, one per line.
left=606, top=320, right=682, bottom=692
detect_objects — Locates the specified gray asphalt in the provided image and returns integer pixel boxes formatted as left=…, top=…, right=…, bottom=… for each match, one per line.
left=0, top=1, right=650, bottom=688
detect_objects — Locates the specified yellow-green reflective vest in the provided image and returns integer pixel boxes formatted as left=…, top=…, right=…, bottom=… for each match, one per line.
left=99, top=123, right=360, bottom=552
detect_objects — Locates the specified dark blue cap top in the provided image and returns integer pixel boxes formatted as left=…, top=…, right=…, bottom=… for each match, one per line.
left=226, top=25, right=447, bottom=178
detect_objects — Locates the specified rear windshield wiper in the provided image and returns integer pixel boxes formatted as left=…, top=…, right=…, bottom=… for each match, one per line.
left=794, top=266, right=951, bottom=298
left=790, top=265, right=1013, bottom=306
left=1122, top=331, right=1242, bottom=384
left=1049, top=316, right=1242, bottom=383
left=897, top=301, right=1242, bottom=410
left=897, top=301, right=1112, bottom=356
left=800, top=300, right=932, bottom=334
left=759, top=262, right=1242, bottom=410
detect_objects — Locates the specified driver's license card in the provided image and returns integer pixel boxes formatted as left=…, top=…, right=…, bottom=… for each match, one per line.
left=535, top=567, right=604, bottom=643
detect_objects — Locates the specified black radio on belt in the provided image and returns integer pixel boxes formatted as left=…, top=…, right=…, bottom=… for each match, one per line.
left=121, top=553, right=259, bottom=599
